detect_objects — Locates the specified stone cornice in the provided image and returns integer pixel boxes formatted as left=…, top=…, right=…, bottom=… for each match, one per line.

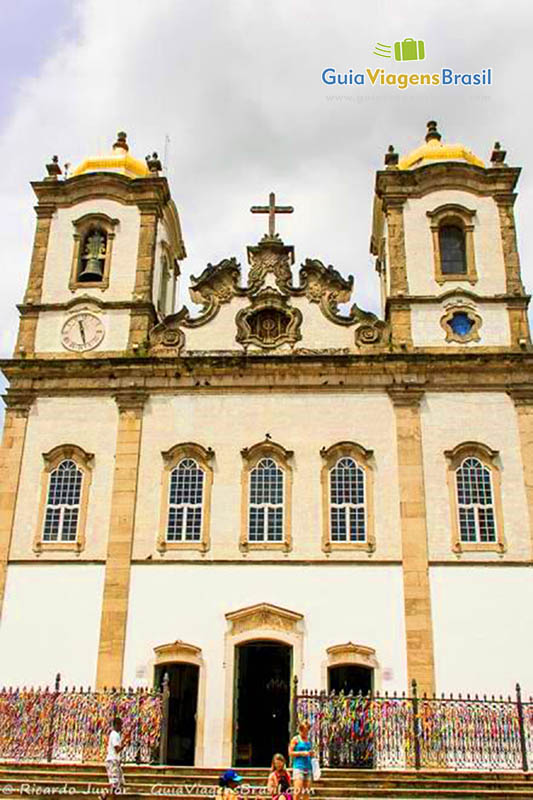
left=3, top=351, right=533, bottom=398
left=31, top=172, right=171, bottom=210
left=375, top=162, right=521, bottom=201
left=386, top=292, right=530, bottom=307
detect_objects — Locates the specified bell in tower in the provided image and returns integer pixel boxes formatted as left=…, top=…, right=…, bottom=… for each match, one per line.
left=78, top=228, right=107, bottom=282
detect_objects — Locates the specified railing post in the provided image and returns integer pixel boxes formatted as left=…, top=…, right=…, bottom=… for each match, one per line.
left=516, top=682, right=529, bottom=772
left=291, top=675, right=299, bottom=736
left=47, top=673, right=61, bottom=763
left=411, top=679, right=421, bottom=770
left=159, top=673, right=170, bottom=766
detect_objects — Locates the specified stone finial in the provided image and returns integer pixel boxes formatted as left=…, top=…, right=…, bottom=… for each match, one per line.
left=146, top=152, right=162, bottom=173
left=113, top=131, right=129, bottom=152
left=45, top=155, right=62, bottom=180
left=384, top=145, right=399, bottom=168
left=425, top=120, right=442, bottom=143
left=490, top=141, right=507, bottom=166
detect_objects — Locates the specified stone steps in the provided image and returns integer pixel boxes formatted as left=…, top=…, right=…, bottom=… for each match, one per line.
left=0, top=763, right=532, bottom=799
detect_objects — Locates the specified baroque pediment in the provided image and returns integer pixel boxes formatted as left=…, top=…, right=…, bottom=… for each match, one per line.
left=149, top=235, right=389, bottom=354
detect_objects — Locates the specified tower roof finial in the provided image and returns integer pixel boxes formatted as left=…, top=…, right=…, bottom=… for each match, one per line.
left=113, top=131, right=129, bottom=152
left=425, top=120, right=442, bottom=143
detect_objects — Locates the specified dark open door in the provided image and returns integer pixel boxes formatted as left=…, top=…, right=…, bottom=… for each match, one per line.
left=155, top=663, right=199, bottom=765
left=234, top=640, right=291, bottom=767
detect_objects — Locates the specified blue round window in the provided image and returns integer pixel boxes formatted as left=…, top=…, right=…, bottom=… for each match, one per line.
left=448, top=311, right=474, bottom=337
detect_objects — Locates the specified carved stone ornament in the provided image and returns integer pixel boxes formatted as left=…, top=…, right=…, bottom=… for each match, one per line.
left=149, top=322, right=185, bottom=354
left=236, top=289, right=302, bottom=351
left=225, top=602, right=303, bottom=636
left=148, top=236, right=388, bottom=353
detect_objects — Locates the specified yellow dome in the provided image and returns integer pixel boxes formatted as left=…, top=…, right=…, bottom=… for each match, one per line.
left=398, top=121, right=484, bottom=170
left=71, top=131, right=149, bottom=179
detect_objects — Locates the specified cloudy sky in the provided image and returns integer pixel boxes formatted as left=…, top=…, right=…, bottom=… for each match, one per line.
left=1, top=0, right=532, bottom=370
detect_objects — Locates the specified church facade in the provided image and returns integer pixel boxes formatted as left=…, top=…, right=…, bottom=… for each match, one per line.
left=0, top=123, right=532, bottom=767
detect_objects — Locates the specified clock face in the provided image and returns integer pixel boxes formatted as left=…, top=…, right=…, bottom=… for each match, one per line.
left=61, top=313, right=105, bottom=352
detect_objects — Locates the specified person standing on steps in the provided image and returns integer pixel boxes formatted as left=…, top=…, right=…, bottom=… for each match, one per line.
left=289, top=721, right=314, bottom=798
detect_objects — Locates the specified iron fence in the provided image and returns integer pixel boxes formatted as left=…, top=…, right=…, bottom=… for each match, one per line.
left=0, top=674, right=167, bottom=764
left=294, top=678, right=533, bottom=772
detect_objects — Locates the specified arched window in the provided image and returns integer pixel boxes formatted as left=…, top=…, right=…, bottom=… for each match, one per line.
left=78, top=227, right=108, bottom=283
left=320, top=442, right=375, bottom=553
left=43, top=459, right=83, bottom=541
left=455, top=457, right=496, bottom=543
left=240, top=440, right=293, bottom=551
left=167, top=458, right=204, bottom=542
left=427, top=204, right=477, bottom=285
left=249, top=458, right=284, bottom=542
left=439, top=225, right=467, bottom=275
left=330, top=457, right=366, bottom=542
left=158, top=443, right=214, bottom=552
left=445, top=442, right=505, bottom=553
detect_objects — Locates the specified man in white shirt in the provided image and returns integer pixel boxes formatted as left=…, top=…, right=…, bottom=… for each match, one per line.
left=106, top=717, right=125, bottom=793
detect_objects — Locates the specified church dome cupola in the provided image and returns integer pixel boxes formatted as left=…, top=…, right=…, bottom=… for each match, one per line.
left=71, top=131, right=150, bottom=179
left=398, top=120, right=484, bottom=170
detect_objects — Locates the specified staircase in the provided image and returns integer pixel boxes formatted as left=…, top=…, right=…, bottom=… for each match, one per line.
left=0, top=763, right=532, bottom=798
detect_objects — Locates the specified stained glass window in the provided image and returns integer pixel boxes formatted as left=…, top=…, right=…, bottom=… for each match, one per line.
left=167, top=458, right=204, bottom=541
left=456, top=457, right=497, bottom=543
left=43, top=460, right=83, bottom=542
left=329, top=457, right=366, bottom=542
left=248, top=458, right=284, bottom=542
left=448, top=311, right=474, bottom=337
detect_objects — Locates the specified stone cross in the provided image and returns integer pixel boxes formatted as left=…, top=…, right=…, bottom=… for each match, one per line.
left=250, top=192, right=294, bottom=238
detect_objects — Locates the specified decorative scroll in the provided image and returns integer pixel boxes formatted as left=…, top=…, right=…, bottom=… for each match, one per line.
left=0, top=683, right=162, bottom=764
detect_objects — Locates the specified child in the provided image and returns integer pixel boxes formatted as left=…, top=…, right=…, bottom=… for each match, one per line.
left=105, top=717, right=125, bottom=794
left=268, top=753, right=291, bottom=800
left=217, top=769, right=243, bottom=800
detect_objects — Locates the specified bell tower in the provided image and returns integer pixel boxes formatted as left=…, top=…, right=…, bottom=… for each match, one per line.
left=371, top=121, right=530, bottom=351
left=16, top=132, right=186, bottom=358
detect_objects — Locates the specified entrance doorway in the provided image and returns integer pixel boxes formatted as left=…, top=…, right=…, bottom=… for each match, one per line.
left=155, top=663, right=199, bottom=765
left=234, top=640, right=291, bottom=767
left=328, top=664, right=373, bottom=695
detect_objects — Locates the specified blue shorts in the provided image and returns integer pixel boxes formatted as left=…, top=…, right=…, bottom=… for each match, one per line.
left=292, top=768, right=311, bottom=781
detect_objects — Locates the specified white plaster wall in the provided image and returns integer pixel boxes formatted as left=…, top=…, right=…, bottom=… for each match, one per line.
left=431, top=566, right=533, bottom=696
left=402, top=191, right=505, bottom=296
left=35, top=307, right=131, bottom=353
left=411, top=302, right=511, bottom=347
left=134, top=392, right=402, bottom=561
left=124, top=563, right=407, bottom=765
left=0, top=564, right=105, bottom=686
left=10, top=396, right=117, bottom=560
left=420, top=393, right=531, bottom=561
left=41, top=200, right=140, bottom=304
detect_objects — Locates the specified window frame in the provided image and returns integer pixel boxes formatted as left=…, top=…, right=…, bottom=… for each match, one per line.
left=445, top=442, right=506, bottom=554
left=240, top=440, right=293, bottom=552
left=158, top=443, right=214, bottom=553
left=69, top=213, right=119, bottom=291
left=320, top=442, right=375, bottom=553
left=34, top=444, right=94, bottom=553
left=427, top=204, right=478, bottom=286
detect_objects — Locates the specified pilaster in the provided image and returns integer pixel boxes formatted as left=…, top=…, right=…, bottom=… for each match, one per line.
left=0, top=394, right=34, bottom=618
left=95, top=391, right=146, bottom=688
left=128, top=204, right=159, bottom=349
left=509, top=390, right=533, bottom=560
left=388, top=387, right=435, bottom=695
